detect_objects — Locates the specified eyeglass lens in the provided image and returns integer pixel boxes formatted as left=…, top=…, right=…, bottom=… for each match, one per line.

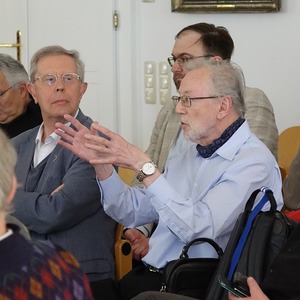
left=35, top=73, right=80, bottom=86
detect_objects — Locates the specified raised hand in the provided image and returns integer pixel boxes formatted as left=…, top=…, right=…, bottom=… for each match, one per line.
left=55, top=114, right=97, bottom=162
left=55, top=114, right=155, bottom=182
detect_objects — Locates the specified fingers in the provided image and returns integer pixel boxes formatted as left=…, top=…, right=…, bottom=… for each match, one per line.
left=63, top=114, right=87, bottom=131
left=55, top=126, right=76, bottom=144
left=124, top=229, right=137, bottom=243
left=228, top=277, right=269, bottom=300
left=51, top=183, right=64, bottom=196
left=85, top=134, right=111, bottom=149
left=55, top=114, right=90, bottom=139
left=132, top=243, right=149, bottom=261
left=57, top=138, right=75, bottom=153
left=91, top=122, right=113, bottom=137
left=247, top=277, right=269, bottom=299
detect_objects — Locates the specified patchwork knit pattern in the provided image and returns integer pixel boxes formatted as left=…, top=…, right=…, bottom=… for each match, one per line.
left=0, top=231, right=93, bottom=300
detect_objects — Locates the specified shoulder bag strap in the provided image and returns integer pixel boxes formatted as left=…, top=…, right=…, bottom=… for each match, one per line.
left=227, top=187, right=274, bottom=279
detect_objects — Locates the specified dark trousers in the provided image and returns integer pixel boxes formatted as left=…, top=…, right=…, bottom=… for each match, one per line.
left=90, top=265, right=163, bottom=300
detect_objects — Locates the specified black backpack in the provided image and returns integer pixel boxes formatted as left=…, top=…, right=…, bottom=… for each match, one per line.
left=205, top=187, right=298, bottom=300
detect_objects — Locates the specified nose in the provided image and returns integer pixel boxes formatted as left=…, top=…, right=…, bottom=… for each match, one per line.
left=171, top=61, right=183, bottom=73
left=55, top=76, right=64, bottom=91
left=175, top=99, right=185, bottom=114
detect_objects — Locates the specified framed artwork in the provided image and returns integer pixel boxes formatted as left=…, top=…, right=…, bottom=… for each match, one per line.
left=171, top=0, right=281, bottom=13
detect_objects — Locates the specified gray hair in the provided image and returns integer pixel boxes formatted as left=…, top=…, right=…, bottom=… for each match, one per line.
left=0, top=129, right=17, bottom=215
left=29, top=45, right=85, bottom=82
left=186, top=59, right=246, bottom=117
left=0, top=53, right=29, bottom=89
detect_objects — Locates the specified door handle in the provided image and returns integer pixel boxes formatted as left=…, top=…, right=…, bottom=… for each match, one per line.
left=0, top=30, right=22, bottom=62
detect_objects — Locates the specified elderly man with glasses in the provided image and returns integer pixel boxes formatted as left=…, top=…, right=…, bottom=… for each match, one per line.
left=0, top=53, right=42, bottom=137
left=55, top=59, right=283, bottom=300
left=124, top=23, right=279, bottom=263
left=10, top=45, right=116, bottom=287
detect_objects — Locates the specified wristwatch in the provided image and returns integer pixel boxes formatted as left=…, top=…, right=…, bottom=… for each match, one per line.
left=136, top=161, right=157, bottom=182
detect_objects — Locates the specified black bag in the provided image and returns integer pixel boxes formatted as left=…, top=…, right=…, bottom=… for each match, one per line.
left=205, top=187, right=298, bottom=300
left=160, top=237, right=224, bottom=299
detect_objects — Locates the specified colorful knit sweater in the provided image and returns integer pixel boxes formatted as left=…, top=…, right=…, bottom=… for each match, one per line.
left=0, top=226, right=93, bottom=299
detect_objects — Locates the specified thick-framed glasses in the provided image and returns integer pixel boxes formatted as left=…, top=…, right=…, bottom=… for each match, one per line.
left=0, top=85, right=14, bottom=97
left=167, top=55, right=213, bottom=67
left=33, top=73, right=81, bottom=86
left=172, top=95, right=222, bottom=107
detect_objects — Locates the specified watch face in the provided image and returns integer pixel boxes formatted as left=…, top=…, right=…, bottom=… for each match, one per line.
left=142, top=162, right=156, bottom=175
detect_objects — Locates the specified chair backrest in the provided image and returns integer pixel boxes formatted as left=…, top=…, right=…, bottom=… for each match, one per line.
left=278, top=126, right=300, bottom=177
left=114, top=167, right=135, bottom=280
left=114, top=223, right=132, bottom=280
left=6, top=215, right=31, bottom=240
left=118, top=167, right=136, bottom=185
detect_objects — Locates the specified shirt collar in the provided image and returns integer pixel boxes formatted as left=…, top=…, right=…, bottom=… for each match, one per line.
left=0, top=228, right=13, bottom=242
left=35, top=109, right=79, bottom=145
left=196, top=118, right=245, bottom=158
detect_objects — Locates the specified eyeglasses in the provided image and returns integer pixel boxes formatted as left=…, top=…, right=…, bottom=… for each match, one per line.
left=0, top=85, right=14, bottom=97
left=33, top=73, right=81, bottom=86
left=167, top=55, right=214, bottom=67
left=172, top=95, right=222, bottom=107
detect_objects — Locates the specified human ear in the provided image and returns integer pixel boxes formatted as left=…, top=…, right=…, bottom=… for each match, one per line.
left=26, top=83, right=38, bottom=104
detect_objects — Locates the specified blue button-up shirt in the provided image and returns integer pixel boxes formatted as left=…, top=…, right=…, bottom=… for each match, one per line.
left=98, top=121, right=283, bottom=268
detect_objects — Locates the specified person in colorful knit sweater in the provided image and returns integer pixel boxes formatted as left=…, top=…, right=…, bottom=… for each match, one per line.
left=0, top=128, right=93, bottom=300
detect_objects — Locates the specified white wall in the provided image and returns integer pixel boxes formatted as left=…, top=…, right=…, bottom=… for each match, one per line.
left=132, top=0, right=300, bottom=150
left=2, top=0, right=298, bottom=151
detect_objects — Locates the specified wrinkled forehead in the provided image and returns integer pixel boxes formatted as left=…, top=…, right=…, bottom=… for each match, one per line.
left=36, top=54, right=77, bottom=74
left=179, top=67, right=212, bottom=95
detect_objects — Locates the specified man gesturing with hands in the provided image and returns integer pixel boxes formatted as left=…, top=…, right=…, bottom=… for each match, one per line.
left=55, top=60, right=282, bottom=300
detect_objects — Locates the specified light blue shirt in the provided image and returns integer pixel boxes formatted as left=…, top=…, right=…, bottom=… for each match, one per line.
left=98, top=121, right=283, bottom=268
left=165, top=129, right=193, bottom=166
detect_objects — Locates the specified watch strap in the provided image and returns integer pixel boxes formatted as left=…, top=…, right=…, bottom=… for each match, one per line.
left=136, top=161, right=157, bottom=182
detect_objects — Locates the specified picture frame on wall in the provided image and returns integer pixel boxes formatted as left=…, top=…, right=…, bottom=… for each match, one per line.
left=171, top=0, right=281, bottom=13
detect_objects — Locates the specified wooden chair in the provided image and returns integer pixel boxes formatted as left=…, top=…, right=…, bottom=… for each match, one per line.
left=114, top=167, right=136, bottom=280
left=114, top=223, right=132, bottom=280
left=278, top=126, right=300, bottom=181
left=118, top=167, right=136, bottom=185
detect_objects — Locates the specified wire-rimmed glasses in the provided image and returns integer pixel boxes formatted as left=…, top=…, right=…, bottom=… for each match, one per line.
left=172, top=95, right=222, bottom=107
left=0, top=85, right=15, bottom=97
left=33, top=73, right=81, bottom=86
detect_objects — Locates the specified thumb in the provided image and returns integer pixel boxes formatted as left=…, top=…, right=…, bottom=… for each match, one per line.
left=124, top=229, right=136, bottom=242
left=247, top=277, right=269, bottom=299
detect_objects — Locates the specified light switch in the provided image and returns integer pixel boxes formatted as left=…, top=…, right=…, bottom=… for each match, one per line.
left=144, top=61, right=156, bottom=104
left=159, top=61, right=171, bottom=105
left=145, top=62, right=154, bottom=74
